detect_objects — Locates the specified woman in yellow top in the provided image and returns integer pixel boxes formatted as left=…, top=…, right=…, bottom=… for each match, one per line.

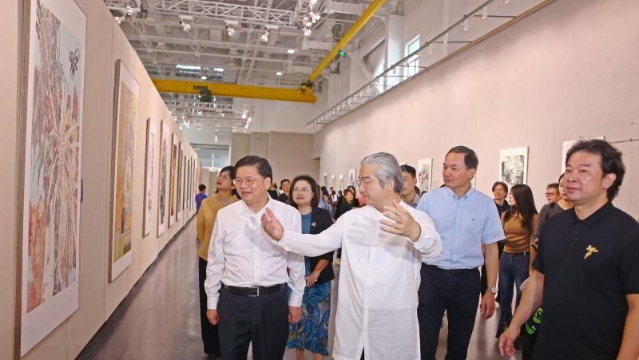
left=197, top=166, right=238, bottom=359
left=496, top=184, right=539, bottom=338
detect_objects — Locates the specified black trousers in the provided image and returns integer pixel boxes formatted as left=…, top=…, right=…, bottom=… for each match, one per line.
left=218, top=285, right=288, bottom=360
left=418, top=265, right=480, bottom=360
left=199, top=258, right=221, bottom=356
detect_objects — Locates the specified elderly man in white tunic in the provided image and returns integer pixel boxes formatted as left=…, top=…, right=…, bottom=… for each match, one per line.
left=261, top=152, right=442, bottom=360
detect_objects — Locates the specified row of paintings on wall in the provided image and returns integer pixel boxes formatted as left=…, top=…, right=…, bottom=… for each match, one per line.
left=321, top=140, right=603, bottom=195
left=17, top=0, right=200, bottom=355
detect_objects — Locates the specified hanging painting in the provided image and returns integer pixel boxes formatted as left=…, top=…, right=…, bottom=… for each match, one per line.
left=339, top=174, right=344, bottom=191
left=109, top=60, right=139, bottom=281
left=177, top=146, right=183, bottom=220
left=142, top=118, right=156, bottom=237
left=169, top=135, right=178, bottom=226
left=157, top=121, right=170, bottom=236
left=416, top=158, right=433, bottom=193
left=499, top=147, right=528, bottom=189
left=19, top=0, right=86, bottom=354
left=348, top=169, right=356, bottom=187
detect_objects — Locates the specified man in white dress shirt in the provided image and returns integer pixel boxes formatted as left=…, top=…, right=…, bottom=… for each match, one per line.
left=261, top=152, right=442, bottom=360
left=204, top=155, right=305, bottom=360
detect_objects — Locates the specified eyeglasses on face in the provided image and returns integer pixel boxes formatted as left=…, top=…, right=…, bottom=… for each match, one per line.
left=544, top=192, right=558, bottom=196
left=232, top=177, right=262, bottom=186
left=356, top=177, right=377, bottom=187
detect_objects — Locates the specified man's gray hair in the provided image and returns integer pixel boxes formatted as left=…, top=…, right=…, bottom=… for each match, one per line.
left=360, top=152, right=403, bottom=193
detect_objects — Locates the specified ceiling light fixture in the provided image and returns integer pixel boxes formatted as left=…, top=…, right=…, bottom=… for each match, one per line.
left=303, top=28, right=312, bottom=37
left=309, top=0, right=318, bottom=5
left=214, top=67, right=224, bottom=72
left=115, top=16, right=123, bottom=24
left=276, top=71, right=283, bottom=76
left=201, top=75, right=207, bottom=80
left=462, top=19, right=469, bottom=32
left=226, top=26, right=236, bottom=36
left=179, top=15, right=193, bottom=32
left=126, top=6, right=133, bottom=16
left=287, top=49, right=295, bottom=54
left=481, top=6, right=488, bottom=19
left=261, top=30, right=270, bottom=42
left=309, top=11, right=321, bottom=23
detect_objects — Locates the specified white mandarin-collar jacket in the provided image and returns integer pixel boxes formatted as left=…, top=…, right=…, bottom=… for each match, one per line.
left=205, top=197, right=305, bottom=309
left=277, top=202, right=442, bottom=360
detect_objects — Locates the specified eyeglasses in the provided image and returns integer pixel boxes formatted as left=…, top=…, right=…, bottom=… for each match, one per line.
left=292, top=187, right=312, bottom=193
left=356, top=177, right=377, bottom=187
left=544, top=192, right=558, bottom=196
left=218, top=174, right=231, bottom=180
left=232, top=177, right=262, bottom=186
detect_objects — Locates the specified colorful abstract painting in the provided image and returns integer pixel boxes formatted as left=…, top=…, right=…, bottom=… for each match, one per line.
left=20, top=0, right=85, bottom=355
left=157, top=121, right=170, bottom=236
left=110, top=60, right=138, bottom=281
left=143, top=119, right=156, bottom=237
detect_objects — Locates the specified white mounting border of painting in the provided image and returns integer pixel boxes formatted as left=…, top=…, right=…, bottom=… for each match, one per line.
left=498, top=147, right=529, bottom=188
left=18, top=0, right=86, bottom=355
left=143, top=118, right=156, bottom=237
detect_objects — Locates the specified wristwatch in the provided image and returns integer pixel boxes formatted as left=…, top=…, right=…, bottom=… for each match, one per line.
left=488, top=286, right=498, bottom=295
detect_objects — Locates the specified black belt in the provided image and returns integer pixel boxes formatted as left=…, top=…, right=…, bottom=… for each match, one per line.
left=504, top=251, right=530, bottom=257
left=224, top=283, right=285, bottom=297
left=424, top=264, right=478, bottom=276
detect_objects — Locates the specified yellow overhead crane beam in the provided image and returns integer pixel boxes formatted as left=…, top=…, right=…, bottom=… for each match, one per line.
left=151, top=79, right=317, bottom=103
left=308, top=0, right=387, bottom=82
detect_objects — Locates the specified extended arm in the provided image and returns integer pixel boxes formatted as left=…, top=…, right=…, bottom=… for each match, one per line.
left=616, top=294, right=639, bottom=359
left=480, top=242, right=499, bottom=320
left=204, top=218, right=225, bottom=324
left=499, top=270, right=545, bottom=356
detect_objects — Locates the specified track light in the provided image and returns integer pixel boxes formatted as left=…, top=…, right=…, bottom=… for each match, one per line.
left=309, top=11, right=321, bottom=23
left=226, top=25, right=236, bottom=36
left=462, top=19, right=469, bottom=32
left=126, top=6, right=133, bottom=16
left=303, top=27, right=312, bottom=37
left=309, top=0, right=318, bottom=5
left=261, top=30, right=270, bottom=42
left=180, top=20, right=191, bottom=32
left=276, top=71, right=283, bottom=76
left=115, top=16, right=123, bottom=24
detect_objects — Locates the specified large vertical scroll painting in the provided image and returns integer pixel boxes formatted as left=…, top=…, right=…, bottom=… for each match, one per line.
left=109, top=60, right=139, bottom=281
left=169, top=135, right=178, bottom=226
left=157, top=122, right=170, bottom=236
left=19, top=0, right=86, bottom=355
left=142, top=118, right=156, bottom=237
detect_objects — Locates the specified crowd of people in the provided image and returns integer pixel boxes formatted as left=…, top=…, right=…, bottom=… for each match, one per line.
left=194, top=139, right=638, bottom=360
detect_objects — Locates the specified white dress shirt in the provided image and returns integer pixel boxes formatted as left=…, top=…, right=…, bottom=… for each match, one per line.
left=276, top=202, right=442, bottom=360
left=205, top=197, right=305, bottom=309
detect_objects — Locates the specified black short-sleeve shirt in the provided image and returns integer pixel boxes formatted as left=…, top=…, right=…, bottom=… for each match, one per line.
left=532, top=202, right=639, bottom=360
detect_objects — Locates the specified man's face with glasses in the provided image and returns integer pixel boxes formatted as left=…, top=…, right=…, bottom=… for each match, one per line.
left=233, top=165, right=270, bottom=206
left=544, top=187, right=560, bottom=203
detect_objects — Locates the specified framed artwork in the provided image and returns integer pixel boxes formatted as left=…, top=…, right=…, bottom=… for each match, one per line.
left=177, top=146, right=183, bottom=220
left=18, top=0, right=86, bottom=354
left=142, top=119, right=156, bottom=237
left=561, top=136, right=604, bottom=172
left=322, top=172, right=328, bottom=187
left=348, top=169, right=356, bottom=187
left=339, top=174, right=344, bottom=190
left=109, top=59, right=139, bottom=281
left=331, top=174, right=336, bottom=189
left=416, top=158, right=433, bottom=193
left=169, top=135, right=178, bottom=226
left=157, top=121, right=170, bottom=236
left=499, top=147, right=528, bottom=188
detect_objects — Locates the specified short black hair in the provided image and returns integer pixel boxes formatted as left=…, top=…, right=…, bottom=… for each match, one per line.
left=492, top=181, right=508, bottom=193
left=566, top=139, right=625, bottom=201
left=217, top=166, right=238, bottom=197
left=280, top=179, right=290, bottom=187
left=447, top=146, right=478, bottom=170
left=288, top=175, right=319, bottom=208
left=546, top=183, right=559, bottom=192
left=198, top=184, right=206, bottom=192
left=234, top=155, right=273, bottom=181
left=400, top=164, right=417, bottom=179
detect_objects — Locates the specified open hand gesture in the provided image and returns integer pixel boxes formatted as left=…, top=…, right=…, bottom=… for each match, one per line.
left=261, top=208, right=284, bottom=241
left=379, top=200, right=422, bottom=242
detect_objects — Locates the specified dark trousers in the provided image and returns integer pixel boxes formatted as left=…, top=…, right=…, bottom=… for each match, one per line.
left=199, top=258, right=221, bottom=356
left=418, top=265, right=480, bottom=360
left=218, top=286, right=288, bottom=360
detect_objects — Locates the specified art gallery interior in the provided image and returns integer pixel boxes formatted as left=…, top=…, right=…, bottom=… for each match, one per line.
left=1, top=0, right=638, bottom=359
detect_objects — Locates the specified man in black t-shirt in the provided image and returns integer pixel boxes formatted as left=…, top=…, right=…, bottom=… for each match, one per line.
left=499, top=139, right=639, bottom=360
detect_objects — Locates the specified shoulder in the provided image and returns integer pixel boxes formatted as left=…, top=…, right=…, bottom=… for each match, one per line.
left=469, top=188, right=494, bottom=204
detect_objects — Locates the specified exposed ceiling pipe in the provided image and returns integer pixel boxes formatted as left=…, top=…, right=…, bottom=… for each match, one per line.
left=308, top=0, right=387, bottom=82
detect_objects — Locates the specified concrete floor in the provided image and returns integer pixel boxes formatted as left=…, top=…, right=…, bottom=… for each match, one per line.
left=77, top=220, right=518, bottom=360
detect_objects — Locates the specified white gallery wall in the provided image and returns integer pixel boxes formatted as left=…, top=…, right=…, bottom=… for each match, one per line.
left=0, top=0, right=200, bottom=358
left=314, top=0, right=639, bottom=218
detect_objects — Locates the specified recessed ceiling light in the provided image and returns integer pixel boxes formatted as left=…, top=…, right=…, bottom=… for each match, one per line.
left=287, top=49, right=295, bottom=54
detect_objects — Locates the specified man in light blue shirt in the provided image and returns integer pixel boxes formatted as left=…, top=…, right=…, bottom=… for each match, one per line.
left=417, top=146, right=504, bottom=360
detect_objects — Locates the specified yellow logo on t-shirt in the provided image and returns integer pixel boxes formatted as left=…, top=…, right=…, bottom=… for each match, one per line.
left=584, top=245, right=599, bottom=260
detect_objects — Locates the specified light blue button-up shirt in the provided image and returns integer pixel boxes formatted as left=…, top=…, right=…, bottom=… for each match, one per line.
left=417, top=186, right=505, bottom=269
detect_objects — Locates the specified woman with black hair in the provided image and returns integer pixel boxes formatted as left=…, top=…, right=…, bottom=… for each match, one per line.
left=286, top=175, right=334, bottom=360
left=196, top=166, right=238, bottom=359
left=496, top=184, right=538, bottom=339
